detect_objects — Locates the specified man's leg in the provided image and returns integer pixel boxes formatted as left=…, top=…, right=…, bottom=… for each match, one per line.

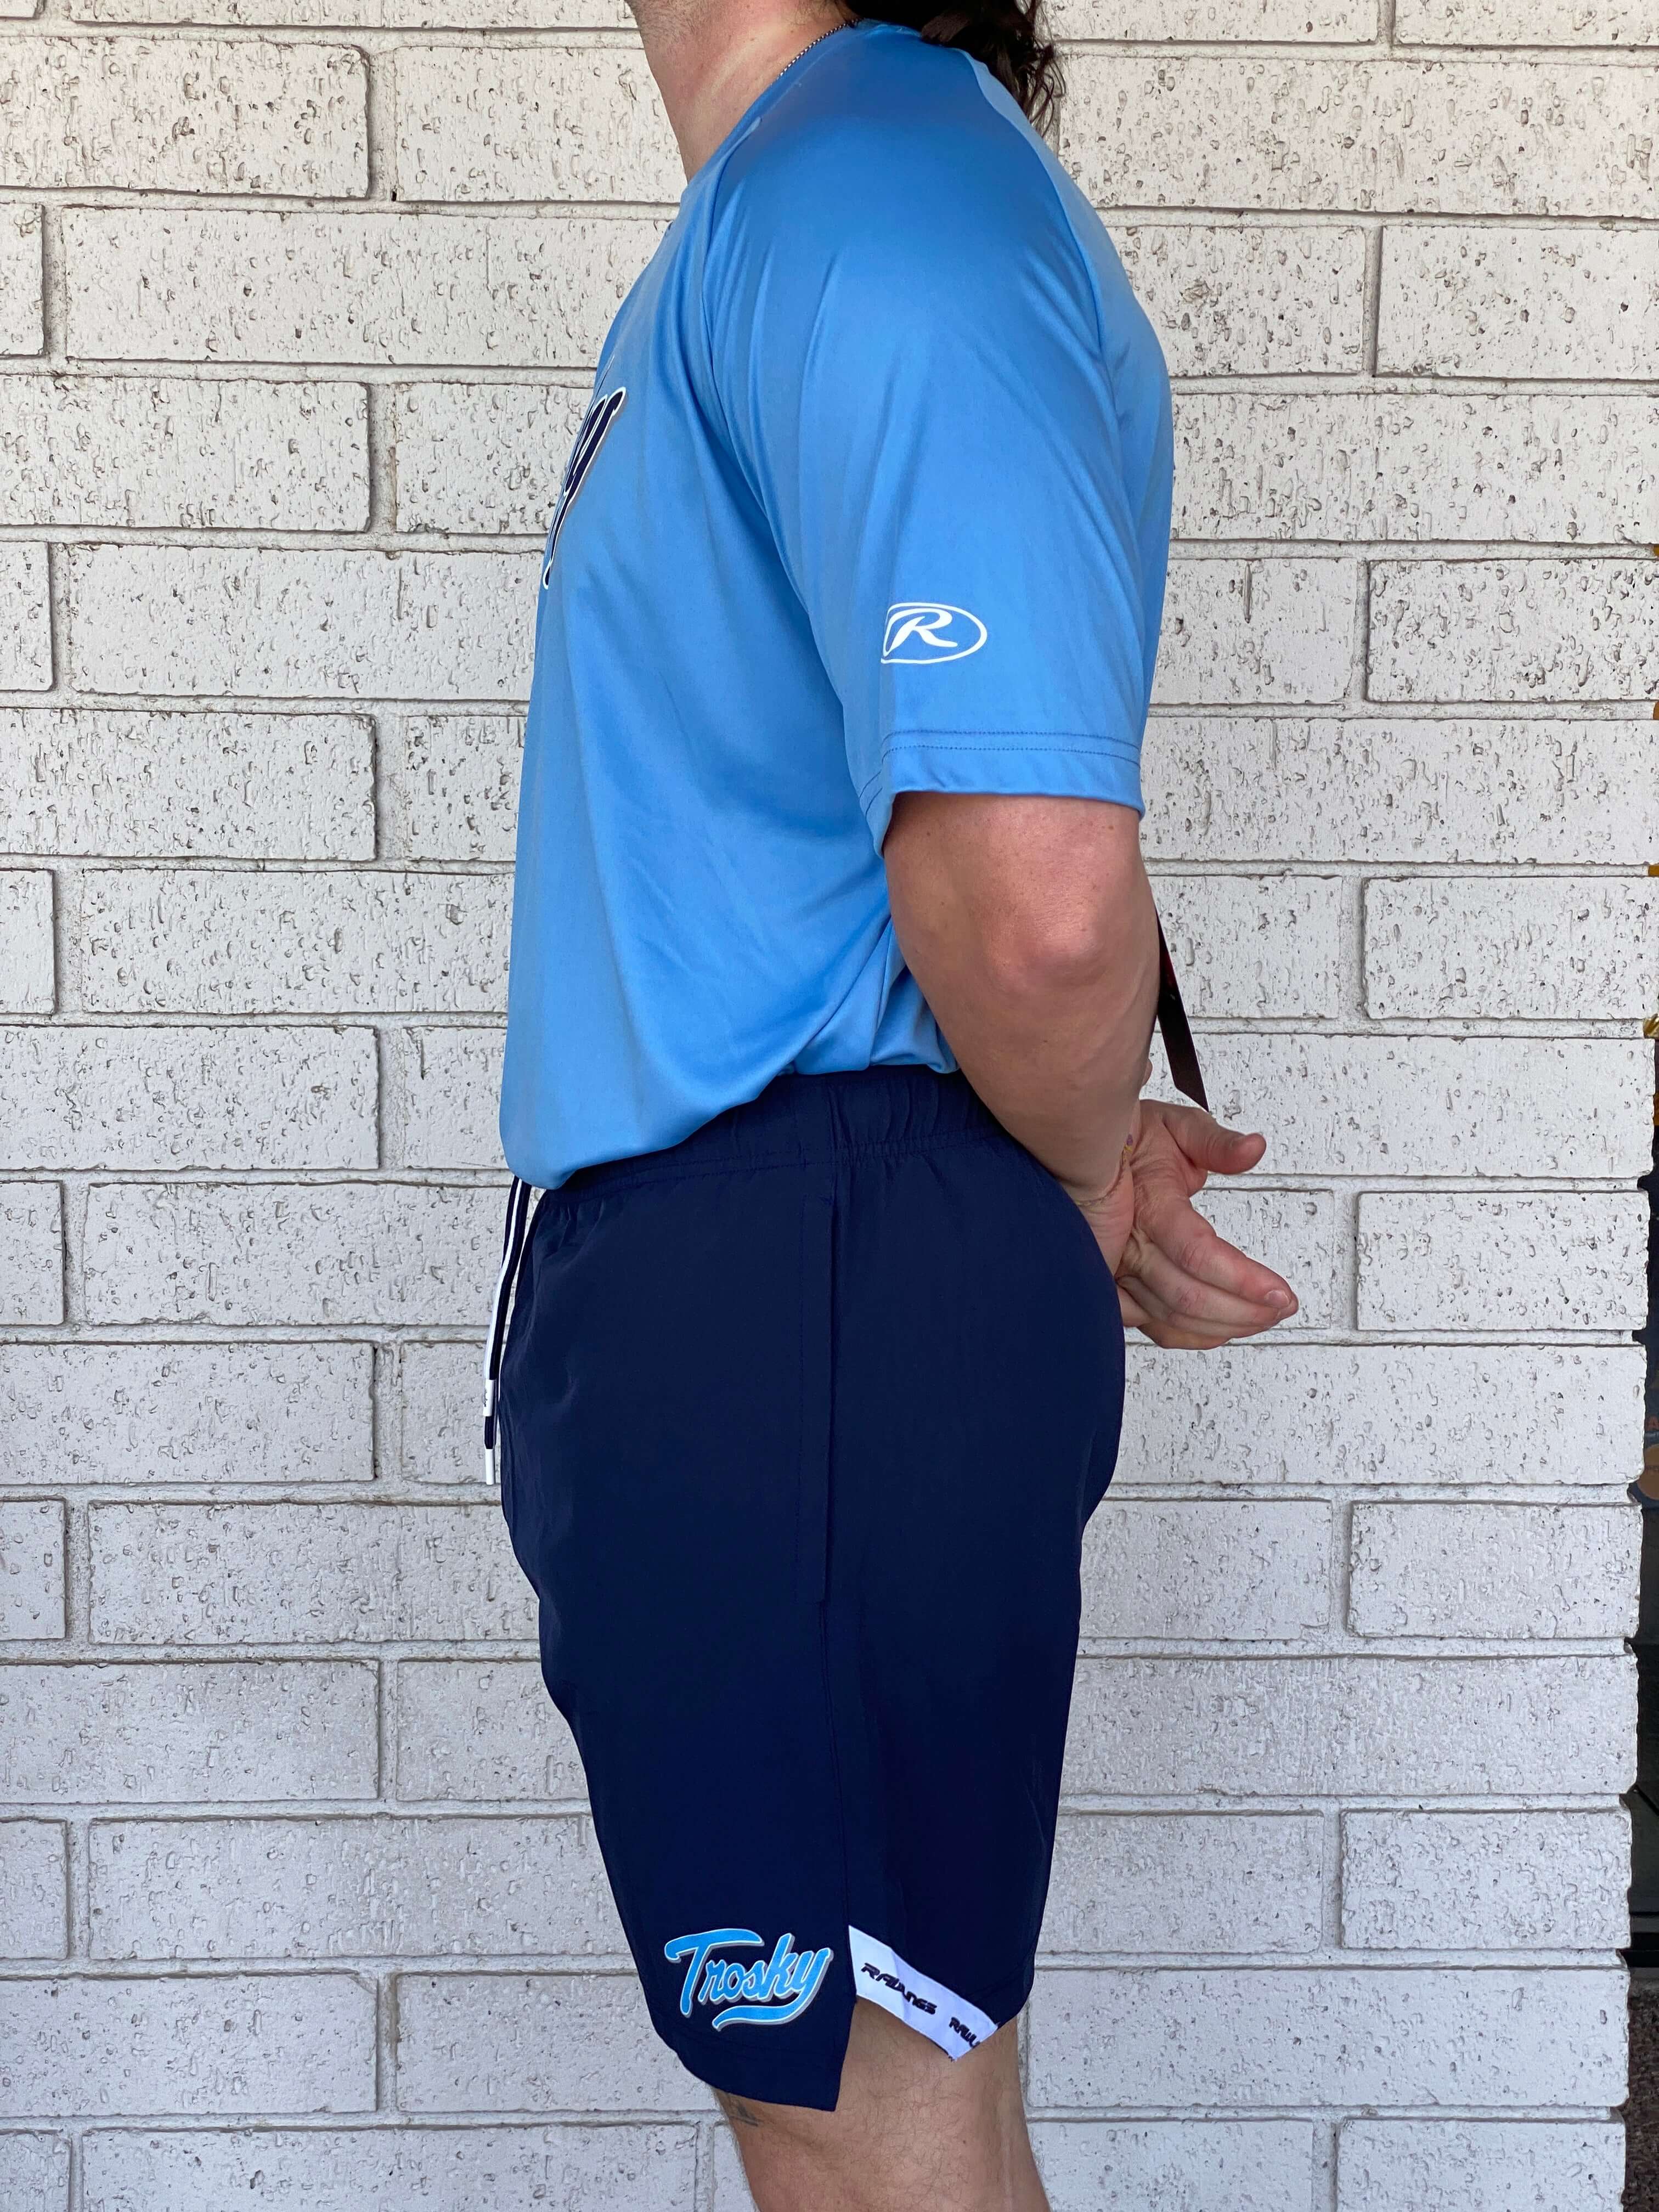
left=718, top=1999, right=1050, bottom=2212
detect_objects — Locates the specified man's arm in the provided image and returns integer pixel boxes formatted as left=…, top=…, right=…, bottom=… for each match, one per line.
left=884, top=789, right=1298, bottom=1347
left=883, top=791, right=1159, bottom=1197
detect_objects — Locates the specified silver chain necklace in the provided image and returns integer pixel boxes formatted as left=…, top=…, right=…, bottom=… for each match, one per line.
left=763, top=16, right=851, bottom=95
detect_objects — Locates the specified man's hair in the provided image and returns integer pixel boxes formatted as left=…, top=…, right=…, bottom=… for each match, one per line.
left=857, top=0, right=1063, bottom=132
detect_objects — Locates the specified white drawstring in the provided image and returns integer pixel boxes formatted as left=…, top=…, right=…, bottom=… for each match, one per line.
left=481, top=1176, right=544, bottom=1485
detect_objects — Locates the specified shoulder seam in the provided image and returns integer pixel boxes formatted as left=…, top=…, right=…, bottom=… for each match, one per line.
left=951, top=49, right=1114, bottom=375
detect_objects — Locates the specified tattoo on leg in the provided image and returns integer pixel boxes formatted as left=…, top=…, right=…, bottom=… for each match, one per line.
left=716, top=2091, right=766, bottom=2130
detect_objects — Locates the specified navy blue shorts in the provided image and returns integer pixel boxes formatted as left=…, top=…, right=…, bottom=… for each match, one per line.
left=490, top=1067, right=1124, bottom=2111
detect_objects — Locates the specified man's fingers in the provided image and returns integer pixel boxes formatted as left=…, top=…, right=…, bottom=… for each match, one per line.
left=1115, top=1268, right=1285, bottom=1346
left=1121, top=1238, right=1293, bottom=1335
left=1133, top=1191, right=1297, bottom=1317
left=1154, top=1103, right=1268, bottom=1178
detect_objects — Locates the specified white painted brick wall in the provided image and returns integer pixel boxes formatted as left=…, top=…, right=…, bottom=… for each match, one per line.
left=0, top=377, right=370, bottom=528
left=81, top=2126, right=699, bottom=2210
left=0, top=870, right=54, bottom=1008
left=1143, top=719, right=1659, bottom=864
left=0, top=1182, right=63, bottom=1323
left=1378, top=226, right=1659, bottom=379
left=0, top=544, right=50, bottom=687
left=1029, top=1966, right=1627, bottom=2107
left=0, top=1973, right=377, bottom=2114
left=0, top=710, right=375, bottom=857
left=0, top=38, right=368, bottom=192
left=1060, top=57, right=1658, bottom=216
left=1340, top=1810, right=1629, bottom=1951
left=0, top=1342, right=373, bottom=1486
left=0, top=1498, right=65, bottom=1637
left=0, top=207, right=42, bottom=354
left=1334, top=2119, right=1627, bottom=2212
left=63, top=209, right=667, bottom=362
left=1365, top=877, right=1656, bottom=1020
left=2, top=1, right=1645, bottom=2205
left=80, top=869, right=511, bottom=1012
left=0, top=1024, right=377, bottom=1168
left=0, top=1818, right=68, bottom=1956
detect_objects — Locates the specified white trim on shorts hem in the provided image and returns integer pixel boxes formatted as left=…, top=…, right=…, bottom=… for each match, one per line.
left=847, top=1926, right=998, bottom=2061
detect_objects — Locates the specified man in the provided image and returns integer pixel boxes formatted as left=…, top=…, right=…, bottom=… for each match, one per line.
left=483, top=2, right=1299, bottom=2204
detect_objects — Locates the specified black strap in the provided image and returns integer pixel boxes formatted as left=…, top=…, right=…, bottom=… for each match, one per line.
left=1154, top=913, right=1207, bottom=1113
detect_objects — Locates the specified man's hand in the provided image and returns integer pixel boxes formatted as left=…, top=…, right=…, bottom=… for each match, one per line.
left=1066, top=1099, right=1298, bottom=1348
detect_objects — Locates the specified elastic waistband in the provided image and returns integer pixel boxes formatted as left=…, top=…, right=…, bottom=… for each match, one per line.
left=558, top=1066, right=1005, bottom=1200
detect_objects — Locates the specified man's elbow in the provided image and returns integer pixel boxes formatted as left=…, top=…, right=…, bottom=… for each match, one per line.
left=974, top=885, right=1160, bottom=1009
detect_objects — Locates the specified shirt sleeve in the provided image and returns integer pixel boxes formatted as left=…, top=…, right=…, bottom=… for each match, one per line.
left=703, top=98, right=1170, bottom=850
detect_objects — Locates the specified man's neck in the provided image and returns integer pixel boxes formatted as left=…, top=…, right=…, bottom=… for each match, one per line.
left=634, top=0, right=855, bottom=178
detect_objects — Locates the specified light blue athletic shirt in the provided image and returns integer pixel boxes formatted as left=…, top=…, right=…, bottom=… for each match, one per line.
left=499, top=20, right=1173, bottom=1190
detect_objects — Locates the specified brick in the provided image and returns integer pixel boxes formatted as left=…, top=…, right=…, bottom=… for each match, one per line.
left=82, top=2125, right=697, bottom=2212
left=1364, top=876, right=1655, bottom=1021
left=1153, top=1035, right=1649, bottom=1180
left=0, top=207, right=42, bottom=354
left=1061, top=58, right=1653, bottom=217
left=394, top=1661, right=587, bottom=1802
left=89, top=1814, right=623, bottom=1959
left=90, top=1502, right=535, bottom=1645
left=0, top=1183, right=61, bottom=1325
left=0, top=39, right=365, bottom=195
left=1116, top=223, right=1367, bottom=377
left=1118, top=1345, right=1640, bottom=1489
left=1349, top=1504, right=1634, bottom=1640
left=0, top=1973, right=375, bottom=2117
left=72, top=0, right=628, bottom=20
left=1171, top=392, right=1659, bottom=545
left=66, top=548, right=537, bottom=701
left=1142, top=718, right=1659, bottom=867
left=1379, top=226, right=1658, bottom=380
left=1029, top=1965, right=1624, bottom=2108
left=1341, top=1810, right=1629, bottom=1950
left=0, top=379, right=368, bottom=531
left=0, top=1662, right=376, bottom=1804
left=0, top=1026, right=375, bottom=1171
left=393, top=46, right=681, bottom=203
left=64, top=210, right=664, bottom=366
left=1335, top=2120, right=1626, bottom=2211
left=1152, top=875, right=1343, bottom=1018
left=1044, top=1813, right=1322, bottom=1954
left=388, top=715, right=522, bottom=861
left=386, top=1028, right=505, bottom=1168
left=1062, top=1655, right=1631, bottom=1796
left=0, top=710, right=374, bottom=859
left=1053, top=0, right=1374, bottom=30
left=83, top=1181, right=498, bottom=1328
left=1357, top=1193, right=1646, bottom=1334
left=397, top=1343, right=487, bottom=1486
left=1028, top=2122, right=1317, bottom=2212
left=0, top=872, right=53, bottom=1011
left=1191, top=1188, right=1338, bottom=1329
left=0, top=545, right=50, bottom=689
left=394, top=1972, right=710, bottom=2112
left=0, top=2136, right=67, bottom=2212
left=1398, top=0, right=1654, bottom=41
left=82, top=871, right=511, bottom=1015
left=1155, top=561, right=1355, bottom=705
left=392, top=385, right=594, bottom=535
left=1081, top=1502, right=1329, bottom=1641
left=0, top=1343, right=372, bottom=1488
left=0, top=1501, right=65, bottom=1640
left=1369, top=560, right=1659, bottom=703
left=0, top=1821, right=67, bottom=1956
